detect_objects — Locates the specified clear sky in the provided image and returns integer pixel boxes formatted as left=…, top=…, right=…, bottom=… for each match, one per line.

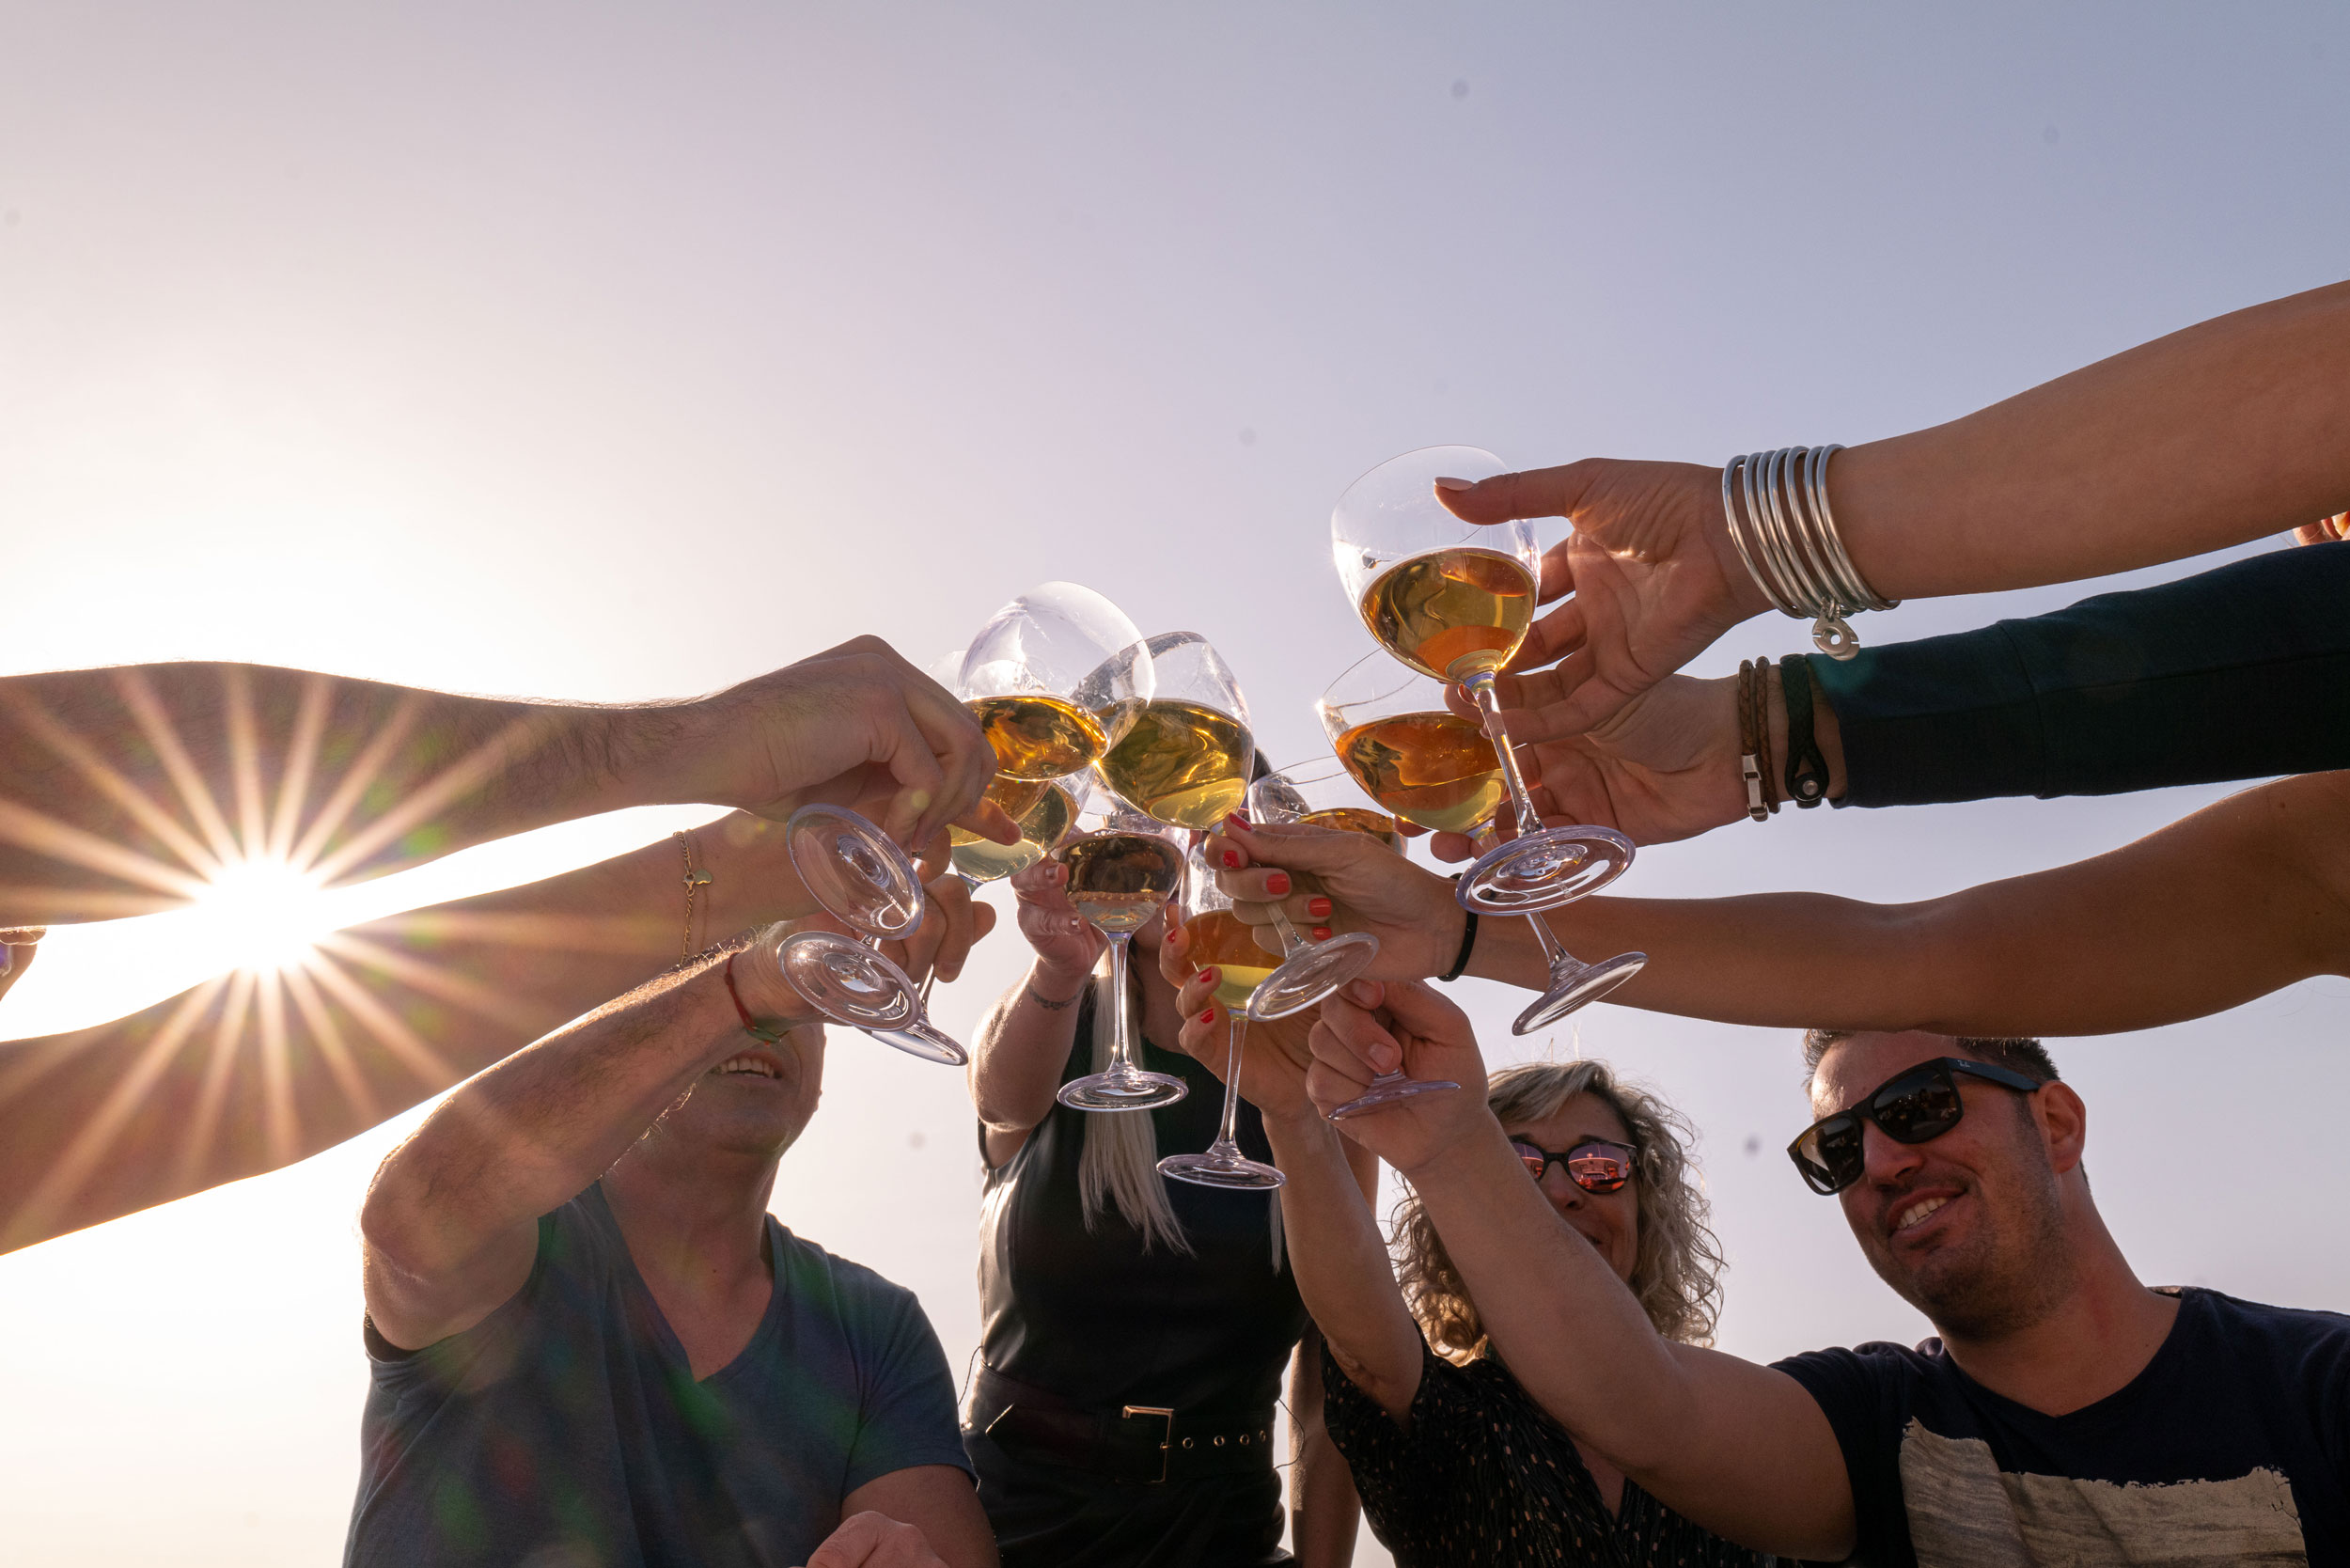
left=3, top=4, right=2347, bottom=1563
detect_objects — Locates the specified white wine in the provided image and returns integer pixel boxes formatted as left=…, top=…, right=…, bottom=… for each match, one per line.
left=949, top=773, right=1051, bottom=848
left=1333, top=713, right=1506, bottom=837
left=1357, top=547, right=1537, bottom=682
left=1181, top=909, right=1277, bottom=1009
left=1060, top=831, right=1184, bottom=933
left=968, top=694, right=1110, bottom=781
left=1099, top=699, right=1253, bottom=829
left=1300, top=806, right=1402, bottom=851
left=951, top=779, right=1077, bottom=883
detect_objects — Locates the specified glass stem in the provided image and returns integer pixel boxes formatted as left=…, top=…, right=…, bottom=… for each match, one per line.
left=1265, top=905, right=1308, bottom=958
left=1463, top=669, right=1544, bottom=839
left=1211, top=1013, right=1247, bottom=1158
left=1522, top=910, right=1579, bottom=979
left=1105, top=932, right=1139, bottom=1076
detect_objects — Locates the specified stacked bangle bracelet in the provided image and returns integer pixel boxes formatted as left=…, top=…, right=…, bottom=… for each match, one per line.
left=1721, top=446, right=1897, bottom=660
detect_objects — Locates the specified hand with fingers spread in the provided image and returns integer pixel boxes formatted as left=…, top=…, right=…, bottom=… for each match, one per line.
left=1306, top=980, right=1493, bottom=1171
left=799, top=1510, right=949, bottom=1568
left=1434, top=461, right=1770, bottom=739
left=1156, top=917, right=1321, bottom=1125
left=1204, top=818, right=1465, bottom=982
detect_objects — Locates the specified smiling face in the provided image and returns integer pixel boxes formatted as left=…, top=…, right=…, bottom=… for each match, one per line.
left=1501, top=1092, right=1641, bottom=1285
left=651, top=1022, right=828, bottom=1162
left=1810, top=1031, right=2072, bottom=1339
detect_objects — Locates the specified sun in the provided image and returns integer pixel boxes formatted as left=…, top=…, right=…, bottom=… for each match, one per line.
left=189, top=855, right=335, bottom=975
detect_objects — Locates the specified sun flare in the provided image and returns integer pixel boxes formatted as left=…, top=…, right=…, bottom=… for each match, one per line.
left=190, top=855, right=334, bottom=976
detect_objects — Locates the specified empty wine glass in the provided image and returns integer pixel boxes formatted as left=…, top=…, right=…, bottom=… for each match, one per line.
left=1157, top=840, right=1284, bottom=1189
left=1332, top=446, right=1636, bottom=916
left=1054, top=782, right=1190, bottom=1111
left=1096, top=633, right=1255, bottom=830
left=1247, top=762, right=1452, bottom=1116
left=778, top=804, right=967, bottom=1064
left=1320, top=653, right=1646, bottom=1036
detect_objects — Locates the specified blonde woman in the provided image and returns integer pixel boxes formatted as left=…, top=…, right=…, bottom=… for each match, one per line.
left=1159, top=926, right=1767, bottom=1567
left=964, top=853, right=1374, bottom=1567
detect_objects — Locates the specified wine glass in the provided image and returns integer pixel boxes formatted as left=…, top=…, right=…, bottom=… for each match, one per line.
left=1232, top=765, right=1383, bottom=1020
left=777, top=803, right=967, bottom=1064
left=1053, top=781, right=1190, bottom=1111
left=1247, top=762, right=1453, bottom=1116
left=1332, top=446, right=1634, bottom=915
left=1095, top=632, right=1255, bottom=831
left=1157, top=841, right=1285, bottom=1189
left=1320, top=654, right=1647, bottom=1036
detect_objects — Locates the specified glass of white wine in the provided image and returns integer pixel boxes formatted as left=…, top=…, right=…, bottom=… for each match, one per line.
left=777, top=803, right=968, bottom=1064
left=1246, top=762, right=1451, bottom=1116
left=1096, top=632, right=1256, bottom=831
left=1054, top=781, right=1191, bottom=1111
left=1319, top=654, right=1646, bottom=1036
left=1332, top=446, right=1634, bottom=915
left=1158, top=841, right=1285, bottom=1189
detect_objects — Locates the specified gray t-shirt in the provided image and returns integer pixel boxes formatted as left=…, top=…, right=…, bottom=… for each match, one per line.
left=346, top=1183, right=970, bottom=1568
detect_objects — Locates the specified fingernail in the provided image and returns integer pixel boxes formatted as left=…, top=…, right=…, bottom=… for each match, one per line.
left=1266, top=871, right=1292, bottom=896
left=1307, top=896, right=1332, bottom=917
left=1222, top=850, right=1241, bottom=870
left=1312, top=926, right=1331, bottom=942
left=1434, top=476, right=1476, bottom=492
left=1197, top=966, right=1219, bottom=988
left=1067, top=917, right=1084, bottom=933
left=1225, top=811, right=1249, bottom=832
left=1199, top=1007, right=1217, bottom=1026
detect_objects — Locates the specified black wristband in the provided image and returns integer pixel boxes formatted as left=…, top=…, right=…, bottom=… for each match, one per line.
left=1437, top=897, right=1480, bottom=983
left=1780, top=658, right=1830, bottom=808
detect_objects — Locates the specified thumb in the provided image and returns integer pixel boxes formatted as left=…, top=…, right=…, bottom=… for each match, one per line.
left=1434, top=460, right=1603, bottom=525
left=1377, top=978, right=1474, bottom=1043
left=1226, top=818, right=1372, bottom=876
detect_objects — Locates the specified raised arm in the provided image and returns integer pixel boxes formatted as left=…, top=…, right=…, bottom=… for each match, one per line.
left=1438, top=282, right=2350, bottom=736
left=0, top=636, right=1008, bottom=925
left=1213, top=770, right=2350, bottom=1037
left=360, top=931, right=818, bottom=1350
left=967, top=858, right=1105, bottom=1168
left=1303, top=980, right=1855, bottom=1560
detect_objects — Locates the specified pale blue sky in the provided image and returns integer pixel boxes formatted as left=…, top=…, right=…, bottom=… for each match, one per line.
left=3, top=6, right=2347, bottom=1562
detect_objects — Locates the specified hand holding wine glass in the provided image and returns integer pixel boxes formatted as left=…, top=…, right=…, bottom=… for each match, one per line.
left=1152, top=842, right=1286, bottom=1188
left=1157, top=917, right=1322, bottom=1129
left=1305, top=980, right=1496, bottom=1177
left=1204, top=817, right=1466, bottom=983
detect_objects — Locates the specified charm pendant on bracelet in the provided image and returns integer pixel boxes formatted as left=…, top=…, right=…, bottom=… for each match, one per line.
left=1812, top=613, right=1859, bottom=658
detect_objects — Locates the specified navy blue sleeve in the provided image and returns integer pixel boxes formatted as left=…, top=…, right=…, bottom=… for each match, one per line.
left=1807, top=541, right=2350, bottom=808
left=1772, top=1343, right=1919, bottom=1566
left=841, top=1272, right=975, bottom=1491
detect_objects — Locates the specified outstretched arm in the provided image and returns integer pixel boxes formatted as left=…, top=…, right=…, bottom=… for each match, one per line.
left=1303, top=980, right=1855, bottom=1560
left=0, top=637, right=1009, bottom=925
left=1438, top=282, right=2350, bottom=736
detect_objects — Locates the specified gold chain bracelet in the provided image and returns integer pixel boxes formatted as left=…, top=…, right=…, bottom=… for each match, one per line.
left=674, top=830, right=713, bottom=964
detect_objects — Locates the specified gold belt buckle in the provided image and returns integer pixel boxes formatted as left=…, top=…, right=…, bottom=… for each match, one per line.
left=1121, top=1405, right=1175, bottom=1485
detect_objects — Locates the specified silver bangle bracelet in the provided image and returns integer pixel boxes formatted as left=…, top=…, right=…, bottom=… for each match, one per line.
left=1720, top=445, right=1897, bottom=659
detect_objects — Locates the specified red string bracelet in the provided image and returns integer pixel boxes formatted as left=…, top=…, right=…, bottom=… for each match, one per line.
left=723, top=953, right=788, bottom=1043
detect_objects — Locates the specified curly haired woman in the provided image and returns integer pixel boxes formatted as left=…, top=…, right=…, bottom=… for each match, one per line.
left=1157, top=918, right=1770, bottom=1568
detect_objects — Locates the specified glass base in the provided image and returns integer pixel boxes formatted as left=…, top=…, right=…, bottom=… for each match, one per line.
left=865, top=1021, right=969, bottom=1066
left=1512, top=950, right=1648, bottom=1035
left=1326, top=1071, right=1461, bottom=1121
left=784, top=804, right=926, bottom=943
left=778, top=930, right=920, bottom=1030
left=1459, top=825, right=1635, bottom=915
left=1058, top=1068, right=1189, bottom=1111
left=1158, top=1150, right=1285, bottom=1189
left=1246, top=932, right=1379, bottom=1020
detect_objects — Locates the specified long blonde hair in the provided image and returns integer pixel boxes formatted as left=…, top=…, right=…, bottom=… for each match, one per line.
left=1075, top=948, right=1283, bottom=1269
left=1392, top=1058, right=1723, bottom=1359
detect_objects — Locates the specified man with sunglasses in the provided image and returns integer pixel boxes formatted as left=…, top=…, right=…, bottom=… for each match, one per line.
left=1303, top=980, right=2350, bottom=1567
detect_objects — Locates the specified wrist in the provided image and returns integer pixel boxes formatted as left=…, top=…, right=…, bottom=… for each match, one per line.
left=1696, top=463, right=1778, bottom=624
left=728, top=929, right=820, bottom=1027
left=1026, top=957, right=1093, bottom=1003
left=1764, top=661, right=1847, bottom=802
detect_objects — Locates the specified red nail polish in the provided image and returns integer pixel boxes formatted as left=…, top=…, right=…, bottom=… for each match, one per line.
left=1199, top=1007, right=1217, bottom=1026
left=1225, top=812, right=1249, bottom=832
left=1222, top=850, right=1241, bottom=870
left=1197, top=966, right=1219, bottom=988
left=1312, top=926, right=1332, bottom=942
left=1307, top=896, right=1333, bottom=918
left=1265, top=871, right=1292, bottom=896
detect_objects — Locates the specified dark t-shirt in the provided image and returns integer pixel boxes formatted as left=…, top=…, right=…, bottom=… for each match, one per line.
left=1775, top=1288, right=2350, bottom=1567
left=346, top=1183, right=970, bottom=1568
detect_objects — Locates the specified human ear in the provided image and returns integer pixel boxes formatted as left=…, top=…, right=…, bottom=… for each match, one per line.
left=2035, top=1081, right=2089, bottom=1175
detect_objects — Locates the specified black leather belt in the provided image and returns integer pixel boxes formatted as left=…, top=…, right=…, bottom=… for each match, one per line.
left=970, top=1365, right=1277, bottom=1486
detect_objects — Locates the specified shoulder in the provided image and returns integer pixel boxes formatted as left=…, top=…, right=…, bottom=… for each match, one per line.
left=2177, top=1286, right=2350, bottom=1364
left=773, top=1225, right=936, bottom=1342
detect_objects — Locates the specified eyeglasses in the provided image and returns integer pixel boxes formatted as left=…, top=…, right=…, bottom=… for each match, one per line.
left=1787, top=1057, right=2045, bottom=1196
left=1509, top=1137, right=1638, bottom=1195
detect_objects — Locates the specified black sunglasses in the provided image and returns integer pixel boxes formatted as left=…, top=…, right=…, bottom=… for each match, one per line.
left=1510, top=1137, right=1639, bottom=1195
left=1788, top=1056, right=2044, bottom=1196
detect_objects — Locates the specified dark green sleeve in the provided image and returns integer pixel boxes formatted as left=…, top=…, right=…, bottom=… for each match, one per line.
left=1808, top=541, right=2350, bottom=808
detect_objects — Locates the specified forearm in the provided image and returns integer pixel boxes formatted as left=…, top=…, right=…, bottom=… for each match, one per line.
left=0, top=662, right=707, bottom=922
left=1288, top=1327, right=1362, bottom=1568
left=1837, top=282, right=2350, bottom=599
left=969, top=959, right=1089, bottom=1139
left=1263, top=1112, right=1423, bottom=1420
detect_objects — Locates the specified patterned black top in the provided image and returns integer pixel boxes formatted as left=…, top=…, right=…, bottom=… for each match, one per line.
left=1324, top=1341, right=1776, bottom=1568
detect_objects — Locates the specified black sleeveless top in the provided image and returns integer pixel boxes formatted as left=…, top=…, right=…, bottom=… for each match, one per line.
left=969, top=991, right=1306, bottom=1567
left=977, top=992, right=1306, bottom=1413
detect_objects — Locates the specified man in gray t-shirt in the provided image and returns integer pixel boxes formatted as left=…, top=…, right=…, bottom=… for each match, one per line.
left=347, top=922, right=997, bottom=1568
